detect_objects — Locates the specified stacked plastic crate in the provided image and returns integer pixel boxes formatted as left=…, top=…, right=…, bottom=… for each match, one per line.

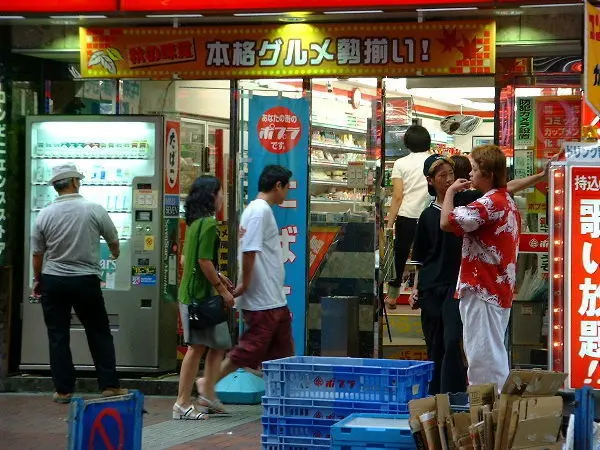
left=260, top=356, right=434, bottom=450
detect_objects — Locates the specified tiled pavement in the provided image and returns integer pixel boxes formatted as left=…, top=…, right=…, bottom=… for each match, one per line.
left=0, top=393, right=262, bottom=449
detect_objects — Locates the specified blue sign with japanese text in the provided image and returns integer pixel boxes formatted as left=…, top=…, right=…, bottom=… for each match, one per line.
left=248, top=95, right=309, bottom=355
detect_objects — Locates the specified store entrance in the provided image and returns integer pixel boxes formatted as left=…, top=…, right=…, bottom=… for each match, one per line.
left=237, top=76, right=496, bottom=359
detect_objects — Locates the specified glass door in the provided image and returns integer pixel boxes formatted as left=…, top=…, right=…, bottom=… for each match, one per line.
left=308, top=78, right=380, bottom=358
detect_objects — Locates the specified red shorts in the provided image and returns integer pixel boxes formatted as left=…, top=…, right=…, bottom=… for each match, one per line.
left=229, top=306, right=294, bottom=369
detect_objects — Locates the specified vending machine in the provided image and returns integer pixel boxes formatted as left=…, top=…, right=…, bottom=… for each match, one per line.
left=20, top=115, right=178, bottom=372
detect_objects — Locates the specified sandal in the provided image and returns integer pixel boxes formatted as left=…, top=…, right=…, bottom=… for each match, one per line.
left=53, top=392, right=72, bottom=404
left=197, top=395, right=231, bottom=415
left=172, top=403, right=208, bottom=420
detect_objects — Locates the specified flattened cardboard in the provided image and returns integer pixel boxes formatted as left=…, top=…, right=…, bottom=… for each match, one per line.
left=437, top=394, right=451, bottom=450
left=410, top=397, right=437, bottom=418
left=450, top=412, right=472, bottom=448
left=512, top=441, right=564, bottom=450
left=468, top=384, right=497, bottom=424
left=501, top=371, right=567, bottom=397
left=525, top=397, right=563, bottom=419
left=511, top=416, right=562, bottom=449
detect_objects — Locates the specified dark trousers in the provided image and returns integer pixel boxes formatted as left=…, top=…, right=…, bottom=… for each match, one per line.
left=393, top=216, right=418, bottom=283
left=40, top=274, right=120, bottom=394
left=420, top=284, right=467, bottom=394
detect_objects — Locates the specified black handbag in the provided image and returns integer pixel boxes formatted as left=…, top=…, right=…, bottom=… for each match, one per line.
left=187, top=218, right=229, bottom=331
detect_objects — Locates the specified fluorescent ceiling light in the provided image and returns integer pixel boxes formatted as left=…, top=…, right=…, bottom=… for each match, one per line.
left=520, top=3, right=582, bottom=8
left=417, top=7, right=478, bottom=12
left=49, top=15, right=107, bottom=19
left=146, top=14, right=204, bottom=18
left=323, top=10, right=384, bottom=14
left=234, top=12, right=286, bottom=16
left=0, top=15, right=24, bottom=19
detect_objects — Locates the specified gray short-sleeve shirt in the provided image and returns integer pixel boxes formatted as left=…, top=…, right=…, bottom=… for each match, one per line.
left=32, top=194, right=119, bottom=277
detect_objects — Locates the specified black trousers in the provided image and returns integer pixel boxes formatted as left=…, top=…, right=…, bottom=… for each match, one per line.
left=393, top=216, right=418, bottom=283
left=40, top=274, right=120, bottom=394
left=420, top=284, right=467, bottom=395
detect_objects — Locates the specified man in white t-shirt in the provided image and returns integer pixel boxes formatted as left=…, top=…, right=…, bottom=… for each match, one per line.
left=386, top=125, right=432, bottom=291
left=209, top=165, right=294, bottom=384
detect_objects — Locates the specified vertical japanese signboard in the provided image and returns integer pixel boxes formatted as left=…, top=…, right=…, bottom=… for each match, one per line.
left=568, top=165, right=600, bottom=389
left=0, top=78, right=5, bottom=265
left=536, top=97, right=581, bottom=159
left=515, top=97, right=535, bottom=148
left=585, top=1, right=600, bottom=117
left=162, top=120, right=180, bottom=303
left=247, top=95, right=309, bottom=355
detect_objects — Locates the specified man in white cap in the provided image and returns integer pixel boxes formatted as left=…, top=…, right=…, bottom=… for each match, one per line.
left=31, top=163, right=126, bottom=403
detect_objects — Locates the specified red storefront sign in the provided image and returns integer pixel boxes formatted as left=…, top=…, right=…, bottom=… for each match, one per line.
left=519, top=233, right=549, bottom=253
left=0, top=0, right=117, bottom=12
left=120, top=0, right=488, bottom=12
left=536, top=97, right=581, bottom=159
left=568, top=166, right=600, bottom=389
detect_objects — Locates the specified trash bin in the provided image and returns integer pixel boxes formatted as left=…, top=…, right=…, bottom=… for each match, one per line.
left=320, top=296, right=359, bottom=357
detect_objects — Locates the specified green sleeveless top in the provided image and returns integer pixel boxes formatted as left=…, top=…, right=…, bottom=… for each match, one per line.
left=178, top=217, right=218, bottom=305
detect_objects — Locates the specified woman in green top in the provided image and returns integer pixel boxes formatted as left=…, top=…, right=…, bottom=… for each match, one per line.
left=173, top=176, right=235, bottom=420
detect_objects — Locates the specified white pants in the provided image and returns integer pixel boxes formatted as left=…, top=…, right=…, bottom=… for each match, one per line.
left=460, top=293, right=511, bottom=391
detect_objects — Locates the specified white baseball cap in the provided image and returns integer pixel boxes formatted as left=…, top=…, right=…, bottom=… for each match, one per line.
left=49, top=163, right=85, bottom=185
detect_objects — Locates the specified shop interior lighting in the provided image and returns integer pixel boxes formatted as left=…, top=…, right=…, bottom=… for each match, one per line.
left=0, top=15, right=24, bottom=19
left=323, top=10, right=384, bottom=14
left=49, top=15, right=108, bottom=19
left=146, top=14, right=204, bottom=18
left=234, top=12, right=287, bottom=16
left=416, top=7, right=478, bottom=12
left=494, top=9, right=524, bottom=15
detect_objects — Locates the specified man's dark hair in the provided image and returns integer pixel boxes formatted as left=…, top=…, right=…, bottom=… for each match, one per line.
left=404, top=125, right=431, bottom=153
left=258, top=164, right=292, bottom=193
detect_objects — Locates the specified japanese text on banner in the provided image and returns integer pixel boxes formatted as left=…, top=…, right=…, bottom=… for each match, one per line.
left=569, top=166, right=600, bottom=388
left=247, top=95, right=309, bottom=355
left=80, top=21, right=495, bottom=79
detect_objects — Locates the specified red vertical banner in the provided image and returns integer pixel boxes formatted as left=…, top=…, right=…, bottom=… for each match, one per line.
left=164, top=121, right=181, bottom=196
left=536, top=97, right=581, bottom=159
left=499, top=85, right=515, bottom=157
left=568, top=166, right=600, bottom=389
left=215, top=129, right=224, bottom=221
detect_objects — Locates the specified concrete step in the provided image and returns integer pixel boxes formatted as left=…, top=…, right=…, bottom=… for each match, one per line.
left=2, top=373, right=181, bottom=396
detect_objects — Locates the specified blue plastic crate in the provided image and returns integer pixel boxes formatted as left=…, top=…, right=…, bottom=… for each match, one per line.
left=331, top=413, right=415, bottom=450
left=262, top=416, right=336, bottom=438
left=261, top=434, right=330, bottom=450
left=262, top=396, right=409, bottom=420
left=262, top=356, right=433, bottom=403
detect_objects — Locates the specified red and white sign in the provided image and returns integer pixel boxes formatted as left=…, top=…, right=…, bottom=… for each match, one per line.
left=120, top=0, right=488, bottom=12
left=519, top=233, right=549, bottom=253
left=536, top=97, right=581, bottom=159
left=568, top=165, right=600, bottom=389
left=257, top=106, right=302, bottom=154
left=0, top=0, right=117, bottom=12
left=164, top=121, right=180, bottom=195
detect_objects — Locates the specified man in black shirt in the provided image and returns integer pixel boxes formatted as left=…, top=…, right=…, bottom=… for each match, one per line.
left=412, top=154, right=554, bottom=394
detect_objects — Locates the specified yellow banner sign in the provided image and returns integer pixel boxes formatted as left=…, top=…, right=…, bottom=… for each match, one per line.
left=80, top=20, right=495, bottom=79
left=586, top=1, right=600, bottom=116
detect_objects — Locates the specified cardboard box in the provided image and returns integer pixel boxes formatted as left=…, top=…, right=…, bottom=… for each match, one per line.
left=493, top=370, right=567, bottom=450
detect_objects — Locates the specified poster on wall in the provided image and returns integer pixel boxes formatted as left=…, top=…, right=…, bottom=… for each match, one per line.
left=535, top=96, right=581, bottom=159
left=567, top=165, right=600, bottom=389
left=247, top=95, right=309, bottom=355
left=515, top=97, right=535, bottom=148
left=80, top=20, right=495, bottom=79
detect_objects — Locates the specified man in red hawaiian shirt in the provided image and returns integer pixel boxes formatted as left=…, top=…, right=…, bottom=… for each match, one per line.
left=440, top=145, right=520, bottom=391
